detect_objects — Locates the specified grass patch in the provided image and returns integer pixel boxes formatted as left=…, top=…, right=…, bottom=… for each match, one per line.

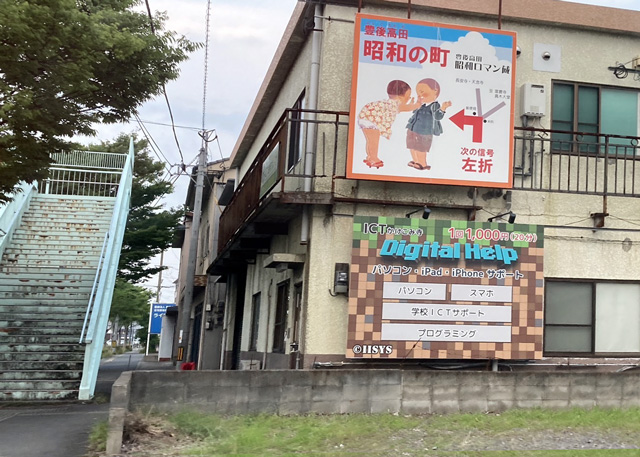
left=169, top=412, right=422, bottom=455
left=87, top=420, right=108, bottom=456
left=107, top=408, right=640, bottom=456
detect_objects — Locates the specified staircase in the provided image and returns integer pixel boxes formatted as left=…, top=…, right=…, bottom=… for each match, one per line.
left=0, top=196, right=114, bottom=400
left=0, top=145, right=134, bottom=401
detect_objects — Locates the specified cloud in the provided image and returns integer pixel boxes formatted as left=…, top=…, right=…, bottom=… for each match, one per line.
left=442, top=31, right=510, bottom=66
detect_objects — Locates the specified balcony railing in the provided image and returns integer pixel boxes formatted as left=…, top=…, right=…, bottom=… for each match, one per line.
left=218, top=109, right=349, bottom=252
left=513, top=127, right=640, bottom=196
left=218, top=114, right=640, bottom=254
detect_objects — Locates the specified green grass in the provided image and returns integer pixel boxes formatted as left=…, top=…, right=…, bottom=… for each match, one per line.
left=169, top=412, right=422, bottom=455
left=106, top=408, right=640, bottom=456
left=87, top=419, right=108, bottom=455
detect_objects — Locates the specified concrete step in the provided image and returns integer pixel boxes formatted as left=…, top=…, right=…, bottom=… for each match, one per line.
left=20, top=221, right=110, bottom=231
left=2, top=334, right=83, bottom=345
left=0, top=351, right=85, bottom=362
left=0, top=380, right=81, bottom=393
left=0, top=370, right=82, bottom=381
left=14, top=224, right=109, bottom=240
left=22, top=211, right=113, bottom=221
left=10, top=234, right=106, bottom=244
left=0, top=278, right=94, bottom=288
left=0, top=303, right=87, bottom=313
left=0, top=326, right=83, bottom=336
left=10, top=234, right=108, bottom=245
left=0, top=343, right=83, bottom=353
left=0, top=257, right=98, bottom=268
left=0, top=311, right=86, bottom=321
left=0, top=284, right=94, bottom=294
left=10, top=225, right=105, bottom=234
left=0, top=266, right=97, bottom=276
left=2, top=246, right=102, bottom=256
left=28, top=204, right=114, bottom=212
left=0, top=299, right=88, bottom=308
left=0, top=291, right=90, bottom=300
left=0, top=313, right=84, bottom=328
left=0, top=271, right=96, bottom=282
left=0, top=359, right=84, bottom=371
left=0, top=389, right=79, bottom=401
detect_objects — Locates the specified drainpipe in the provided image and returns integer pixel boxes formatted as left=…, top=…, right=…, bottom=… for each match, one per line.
left=301, top=3, right=323, bottom=244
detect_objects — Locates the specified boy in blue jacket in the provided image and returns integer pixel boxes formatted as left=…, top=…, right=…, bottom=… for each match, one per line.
left=406, top=78, right=451, bottom=170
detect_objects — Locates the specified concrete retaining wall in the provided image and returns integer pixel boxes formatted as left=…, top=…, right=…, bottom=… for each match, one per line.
left=128, top=369, right=640, bottom=414
left=107, top=369, right=640, bottom=455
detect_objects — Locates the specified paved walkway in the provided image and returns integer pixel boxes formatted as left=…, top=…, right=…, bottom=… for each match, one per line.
left=0, top=353, right=173, bottom=457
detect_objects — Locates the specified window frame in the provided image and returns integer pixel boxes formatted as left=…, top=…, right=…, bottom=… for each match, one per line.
left=550, top=80, right=639, bottom=156
left=544, top=280, right=595, bottom=355
left=287, top=90, right=306, bottom=171
left=544, top=279, right=640, bottom=357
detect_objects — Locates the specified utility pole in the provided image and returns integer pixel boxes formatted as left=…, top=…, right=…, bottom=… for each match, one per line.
left=145, top=250, right=164, bottom=356
left=177, top=139, right=208, bottom=365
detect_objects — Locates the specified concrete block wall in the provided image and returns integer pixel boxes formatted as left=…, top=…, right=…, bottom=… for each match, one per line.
left=127, top=369, right=640, bottom=415
left=106, top=369, right=640, bottom=455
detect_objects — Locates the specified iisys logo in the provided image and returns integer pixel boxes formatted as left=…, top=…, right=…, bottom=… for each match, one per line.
left=352, top=344, right=393, bottom=355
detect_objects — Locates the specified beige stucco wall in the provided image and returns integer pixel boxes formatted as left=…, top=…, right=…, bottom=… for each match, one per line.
left=238, top=39, right=313, bottom=181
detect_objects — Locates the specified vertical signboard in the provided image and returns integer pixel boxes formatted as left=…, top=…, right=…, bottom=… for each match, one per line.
left=347, top=14, right=516, bottom=188
left=150, top=303, right=172, bottom=335
left=347, top=216, right=543, bottom=360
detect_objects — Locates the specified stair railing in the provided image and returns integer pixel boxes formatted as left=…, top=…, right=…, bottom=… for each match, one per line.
left=78, top=139, right=134, bottom=400
left=79, top=232, right=110, bottom=344
left=0, top=182, right=37, bottom=261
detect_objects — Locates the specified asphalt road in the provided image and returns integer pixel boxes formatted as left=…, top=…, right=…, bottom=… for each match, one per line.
left=0, top=352, right=145, bottom=457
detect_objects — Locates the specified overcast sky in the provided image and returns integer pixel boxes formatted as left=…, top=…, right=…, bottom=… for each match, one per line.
left=81, top=0, right=637, bottom=302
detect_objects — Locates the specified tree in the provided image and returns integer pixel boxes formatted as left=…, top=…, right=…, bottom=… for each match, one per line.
left=90, top=133, right=182, bottom=282
left=109, top=277, right=153, bottom=346
left=0, top=0, right=198, bottom=202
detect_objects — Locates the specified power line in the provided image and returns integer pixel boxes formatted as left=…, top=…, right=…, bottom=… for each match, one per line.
left=131, top=119, right=201, bottom=131
left=134, top=114, right=174, bottom=176
left=144, top=0, right=185, bottom=165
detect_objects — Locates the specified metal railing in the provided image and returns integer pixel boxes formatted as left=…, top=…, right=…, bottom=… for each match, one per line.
left=218, top=118, right=640, bottom=254
left=0, top=181, right=37, bottom=261
left=40, top=151, right=124, bottom=196
left=218, top=109, right=348, bottom=252
left=50, top=150, right=127, bottom=170
left=78, top=141, right=134, bottom=400
left=513, top=127, right=640, bottom=196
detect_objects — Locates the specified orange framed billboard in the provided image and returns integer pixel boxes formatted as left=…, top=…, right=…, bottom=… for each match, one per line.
left=347, top=14, right=517, bottom=188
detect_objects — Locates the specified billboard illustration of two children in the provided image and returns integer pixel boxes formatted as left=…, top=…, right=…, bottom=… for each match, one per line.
left=347, top=14, right=517, bottom=188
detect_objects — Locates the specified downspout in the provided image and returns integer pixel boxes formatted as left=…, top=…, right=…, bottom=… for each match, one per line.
left=262, top=279, right=273, bottom=369
left=300, top=3, right=323, bottom=244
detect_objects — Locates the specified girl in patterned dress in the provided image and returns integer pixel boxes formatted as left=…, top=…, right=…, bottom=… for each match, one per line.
left=358, top=80, right=418, bottom=168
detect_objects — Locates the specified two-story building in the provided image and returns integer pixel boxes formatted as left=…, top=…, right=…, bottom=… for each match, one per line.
left=195, top=0, right=640, bottom=372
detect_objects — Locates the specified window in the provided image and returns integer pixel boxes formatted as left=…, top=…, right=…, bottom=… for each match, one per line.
left=272, top=281, right=289, bottom=353
left=249, top=293, right=261, bottom=351
left=545, top=281, right=640, bottom=354
left=287, top=91, right=305, bottom=171
left=551, top=82, right=639, bottom=154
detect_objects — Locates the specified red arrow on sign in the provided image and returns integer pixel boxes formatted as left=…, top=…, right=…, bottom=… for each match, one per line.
left=449, top=110, right=484, bottom=143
